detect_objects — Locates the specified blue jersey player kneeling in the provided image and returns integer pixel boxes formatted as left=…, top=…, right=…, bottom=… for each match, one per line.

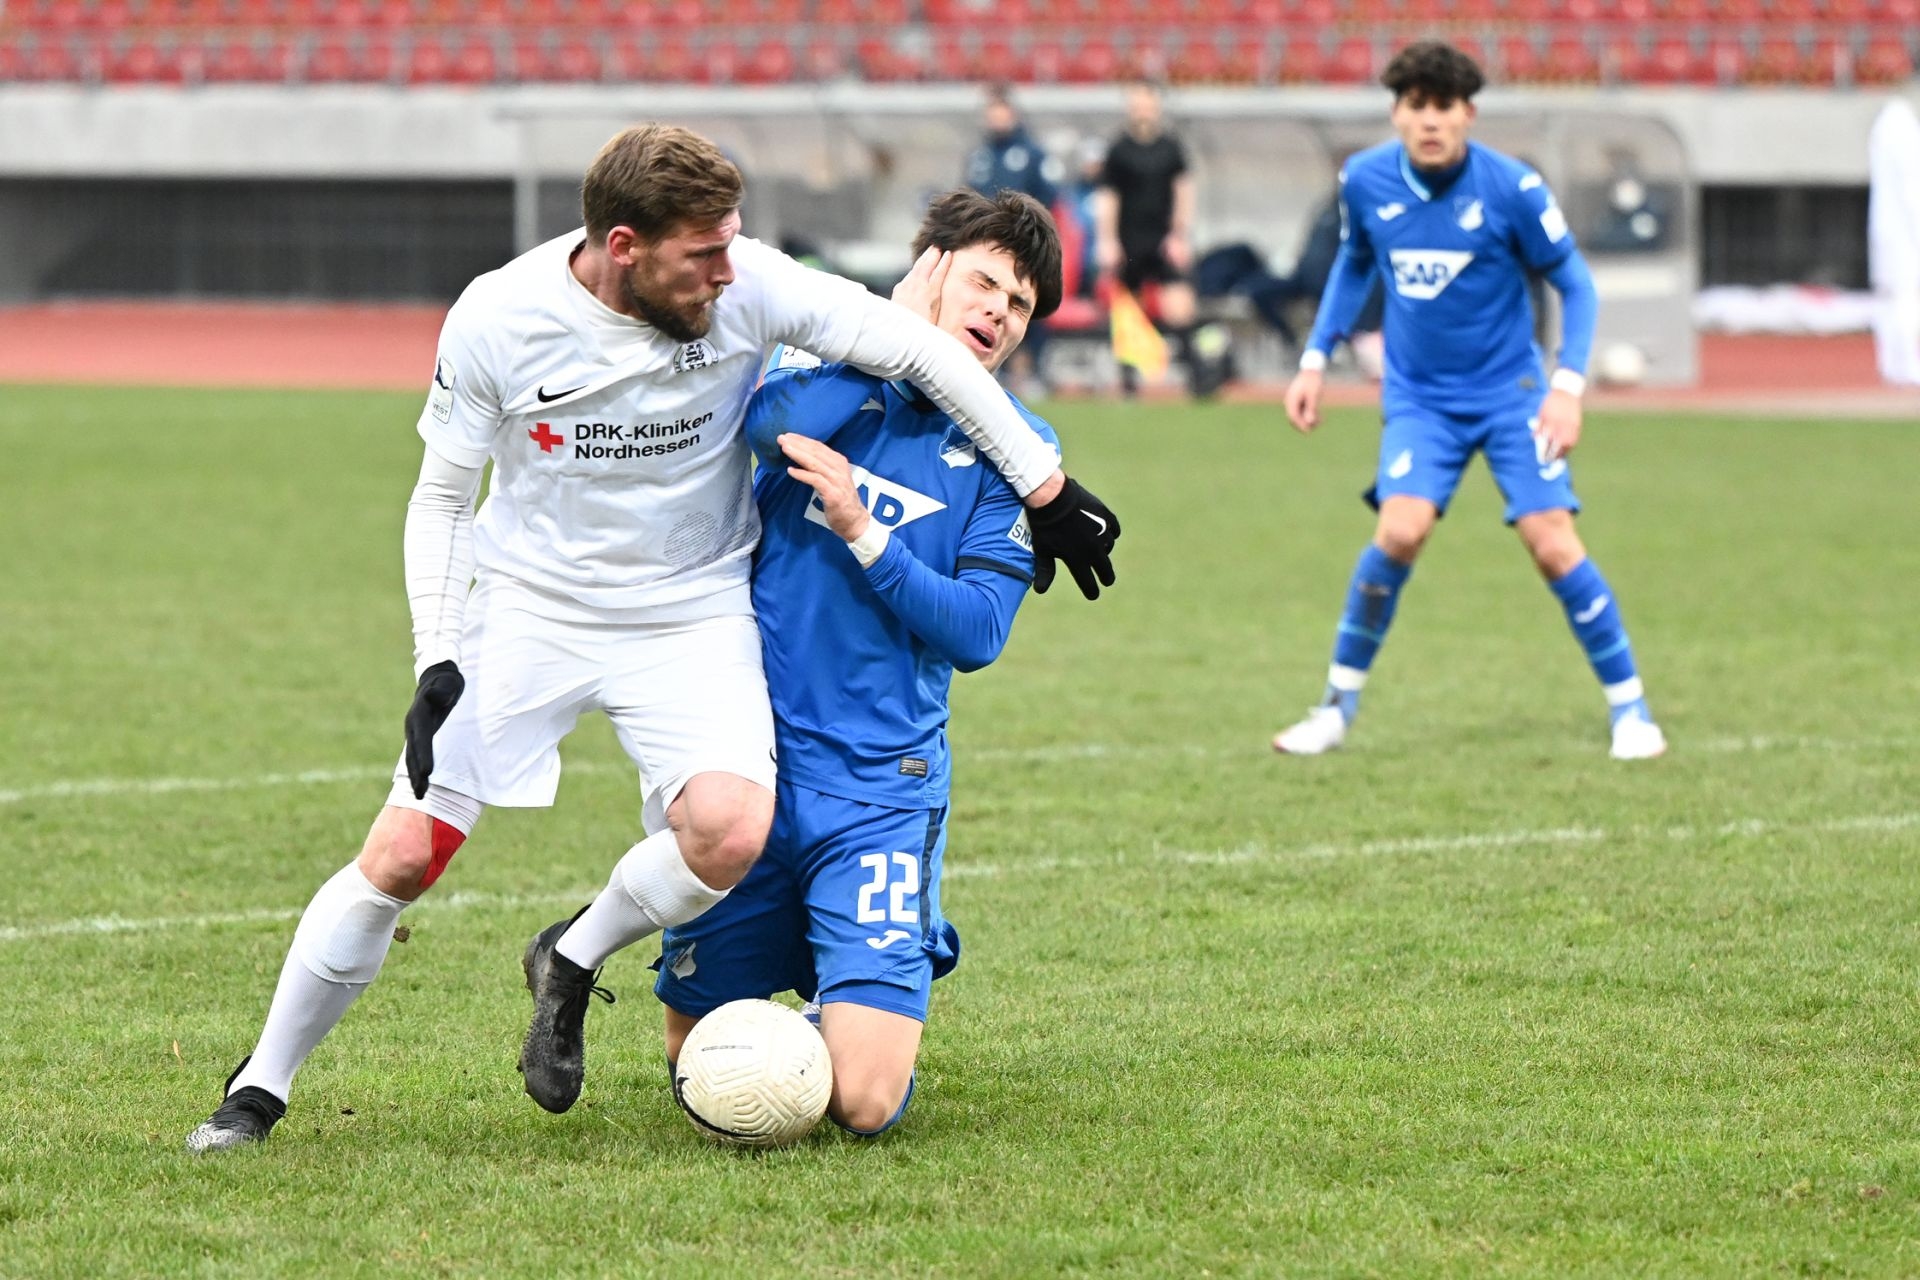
left=655, top=189, right=1073, bottom=1135
left=1275, top=40, right=1666, bottom=761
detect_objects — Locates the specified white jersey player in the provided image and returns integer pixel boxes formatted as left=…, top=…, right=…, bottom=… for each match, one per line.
left=187, top=124, right=1122, bottom=1151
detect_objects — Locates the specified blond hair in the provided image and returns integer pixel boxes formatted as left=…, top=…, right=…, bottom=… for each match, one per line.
left=581, top=124, right=743, bottom=242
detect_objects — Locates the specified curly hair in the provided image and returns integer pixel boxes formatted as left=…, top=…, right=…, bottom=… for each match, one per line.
left=910, top=188, right=1063, bottom=321
left=1380, top=41, right=1486, bottom=105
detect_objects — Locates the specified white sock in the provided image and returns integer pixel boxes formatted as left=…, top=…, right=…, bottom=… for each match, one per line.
left=556, top=828, right=726, bottom=970
left=229, top=862, right=408, bottom=1102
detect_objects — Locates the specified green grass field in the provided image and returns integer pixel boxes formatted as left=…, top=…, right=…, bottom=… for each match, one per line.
left=3, top=383, right=1918, bottom=1278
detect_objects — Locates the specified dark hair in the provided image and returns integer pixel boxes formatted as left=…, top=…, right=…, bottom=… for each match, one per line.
left=911, top=188, right=1063, bottom=321
left=1380, top=41, right=1485, bottom=105
left=581, top=124, right=743, bottom=243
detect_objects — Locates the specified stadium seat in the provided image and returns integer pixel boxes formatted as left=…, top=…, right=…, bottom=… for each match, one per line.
left=1166, top=36, right=1228, bottom=84
left=1853, top=35, right=1914, bottom=83
left=1542, top=34, right=1600, bottom=81
left=853, top=34, right=922, bottom=81
left=1061, top=35, right=1122, bottom=83
left=1275, top=37, right=1329, bottom=82
left=1630, top=36, right=1714, bottom=84
left=14, top=35, right=85, bottom=78
left=104, top=36, right=186, bottom=83
left=798, top=31, right=847, bottom=78
left=736, top=37, right=795, bottom=83
left=1746, top=36, right=1807, bottom=84
left=1497, top=34, right=1542, bottom=81
left=203, top=35, right=292, bottom=81
left=1324, top=36, right=1375, bottom=83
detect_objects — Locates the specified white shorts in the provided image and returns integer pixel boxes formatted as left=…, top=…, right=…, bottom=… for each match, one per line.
left=386, top=573, right=775, bottom=835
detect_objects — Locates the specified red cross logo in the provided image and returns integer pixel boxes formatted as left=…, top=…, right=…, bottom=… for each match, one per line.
left=529, top=422, right=564, bottom=453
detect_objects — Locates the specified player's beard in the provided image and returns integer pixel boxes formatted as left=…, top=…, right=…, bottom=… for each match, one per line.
left=623, top=270, right=716, bottom=343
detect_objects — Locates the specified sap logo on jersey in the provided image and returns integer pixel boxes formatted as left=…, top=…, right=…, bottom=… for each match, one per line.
left=1388, top=249, right=1474, bottom=300
left=805, top=466, right=948, bottom=533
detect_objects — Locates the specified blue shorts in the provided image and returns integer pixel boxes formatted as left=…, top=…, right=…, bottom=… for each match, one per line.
left=654, top=778, right=959, bottom=1023
left=1367, top=389, right=1580, bottom=524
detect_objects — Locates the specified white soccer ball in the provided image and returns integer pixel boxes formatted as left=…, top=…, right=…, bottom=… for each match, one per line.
left=673, top=999, right=833, bottom=1148
left=1594, top=341, right=1649, bottom=388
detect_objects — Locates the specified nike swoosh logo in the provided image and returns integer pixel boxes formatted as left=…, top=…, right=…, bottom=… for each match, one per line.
left=1083, top=511, right=1108, bottom=536
left=861, top=397, right=884, bottom=412
left=536, top=385, right=583, bottom=403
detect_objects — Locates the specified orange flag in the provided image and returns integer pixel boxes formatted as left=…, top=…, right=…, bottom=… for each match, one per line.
left=1108, top=286, right=1169, bottom=383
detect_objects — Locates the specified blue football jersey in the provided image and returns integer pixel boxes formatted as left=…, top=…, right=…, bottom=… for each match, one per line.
left=1334, top=140, right=1579, bottom=411
left=746, top=354, right=1054, bottom=809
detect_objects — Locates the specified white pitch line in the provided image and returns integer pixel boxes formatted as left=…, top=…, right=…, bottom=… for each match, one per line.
left=0, top=888, right=594, bottom=944
left=5, top=810, right=1915, bottom=945
left=4, top=733, right=1908, bottom=811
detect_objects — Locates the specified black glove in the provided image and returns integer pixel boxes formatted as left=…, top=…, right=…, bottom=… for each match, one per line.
left=404, top=659, right=465, bottom=800
left=1028, top=476, right=1120, bottom=601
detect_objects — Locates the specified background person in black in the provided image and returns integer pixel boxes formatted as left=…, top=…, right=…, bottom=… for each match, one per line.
left=1094, top=78, right=1212, bottom=396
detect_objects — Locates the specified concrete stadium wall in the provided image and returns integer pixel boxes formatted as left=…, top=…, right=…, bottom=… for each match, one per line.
left=0, top=82, right=1903, bottom=184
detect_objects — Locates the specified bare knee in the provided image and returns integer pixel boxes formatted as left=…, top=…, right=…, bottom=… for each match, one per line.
left=820, top=1002, right=922, bottom=1135
left=830, top=1074, right=913, bottom=1136
left=1517, top=511, right=1586, bottom=580
left=356, top=806, right=437, bottom=899
left=1160, top=282, right=1197, bottom=328
left=668, top=776, right=774, bottom=889
left=1373, top=500, right=1437, bottom=564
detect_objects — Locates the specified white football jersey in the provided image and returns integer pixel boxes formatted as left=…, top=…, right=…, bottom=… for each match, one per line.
left=417, top=230, right=872, bottom=619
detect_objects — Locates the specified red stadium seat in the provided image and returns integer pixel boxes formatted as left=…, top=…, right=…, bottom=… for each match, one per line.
left=1629, top=37, right=1714, bottom=84
left=1854, top=36, right=1913, bottom=84
left=1543, top=34, right=1600, bottom=82
left=404, top=33, right=452, bottom=81
left=89, top=0, right=134, bottom=29
left=798, top=31, right=847, bottom=78
left=854, top=34, right=922, bottom=81
left=1871, top=0, right=1919, bottom=21
left=1324, top=36, right=1375, bottom=83
left=1061, top=36, right=1121, bottom=84
left=203, top=35, right=292, bottom=81
left=736, top=37, right=795, bottom=83
left=1275, top=37, right=1329, bottom=82
left=17, top=36, right=85, bottom=80
left=1745, top=37, right=1803, bottom=83
left=1497, top=34, right=1542, bottom=82
left=104, top=36, right=185, bottom=83
left=1167, top=36, right=1228, bottom=84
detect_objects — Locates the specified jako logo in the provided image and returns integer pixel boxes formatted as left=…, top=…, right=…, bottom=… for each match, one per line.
left=805, top=466, right=947, bottom=532
left=1388, top=249, right=1474, bottom=300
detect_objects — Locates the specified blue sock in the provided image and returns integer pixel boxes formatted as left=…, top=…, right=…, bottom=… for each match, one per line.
left=833, top=1072, right=915, bottom=1138
left=1323, top=544, right=1412, bottom=720
left=1548, top=558, right=1647, bottom=722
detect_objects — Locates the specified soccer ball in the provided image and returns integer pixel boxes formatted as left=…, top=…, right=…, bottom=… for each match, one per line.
left=673, top=999, right=833, bottom=1148
left=1594, top=341, right=1649, bottom=388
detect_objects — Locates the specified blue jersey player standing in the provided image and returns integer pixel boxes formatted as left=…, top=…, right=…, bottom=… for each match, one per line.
left=1274, top=41, right=1665, bottom=761
left=655, top=189, right=1074, bottom=1136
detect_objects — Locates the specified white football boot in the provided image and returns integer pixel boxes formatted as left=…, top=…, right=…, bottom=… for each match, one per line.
left=1609, top=707, right=1668, bottom=760
left=1272, top=704, right=1349, bottom=755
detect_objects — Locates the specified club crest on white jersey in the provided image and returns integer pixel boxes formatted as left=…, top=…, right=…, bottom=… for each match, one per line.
left=804, top=466, right=947, bottom=534
left=674, top=339, right=716, bottom=372
left=1388, top=249, right=1474, bottom=300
